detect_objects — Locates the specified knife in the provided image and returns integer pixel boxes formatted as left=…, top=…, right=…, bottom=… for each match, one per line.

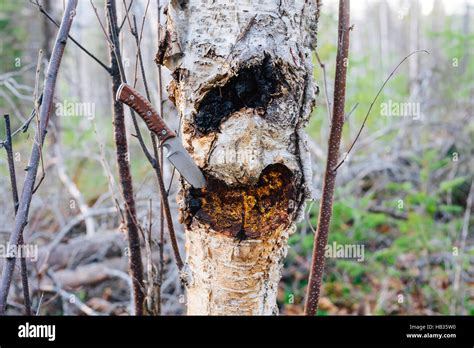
left=116, top=83, right=206, bottom=188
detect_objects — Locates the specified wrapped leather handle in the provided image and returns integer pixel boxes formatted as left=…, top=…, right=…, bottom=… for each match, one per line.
left=116, top=83, right=176, bottom=143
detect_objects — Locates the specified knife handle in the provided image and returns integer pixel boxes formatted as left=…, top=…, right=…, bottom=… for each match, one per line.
left=116, top=83, right=176, bottom=143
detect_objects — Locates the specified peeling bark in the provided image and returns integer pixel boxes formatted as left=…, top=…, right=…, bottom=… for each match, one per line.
left=157, top=0, right=320, bottom=315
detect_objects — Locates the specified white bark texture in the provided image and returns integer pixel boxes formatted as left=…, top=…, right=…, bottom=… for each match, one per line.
left=158, top=0, right=320, bottom=315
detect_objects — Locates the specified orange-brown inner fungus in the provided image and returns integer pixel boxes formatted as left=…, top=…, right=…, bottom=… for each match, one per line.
left=186, top=164, right=297, bottom=240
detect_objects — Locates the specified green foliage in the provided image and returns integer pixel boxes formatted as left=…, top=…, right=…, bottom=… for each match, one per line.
left=439, top=177, right=468, bottom=193
left=427, top=26, right=474, bottom=101
left=0, top=0, right=26, bottom=69
left=286, top=146, right=470, bottom=314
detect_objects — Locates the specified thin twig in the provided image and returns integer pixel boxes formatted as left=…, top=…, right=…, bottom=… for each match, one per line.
left=0, top=100, right=41, bottom=149
left=157, top=0, right=165, bottom=307
left=0, top=0, right=78, bottom=315
left=334, top=49, right=430, bottom=171
left=125, top=2, right=151, bottom=87
left=32, top=0, right=111, bottom=74
left=315, top=51, right=333, bottom=122
left=131, top=14, right=151, bottom=95
left=90, top=0, right=116, bottom=50
left=345, top=102, right=358, bottom=121
left=118, top=0, right=135, bottom=33
left=3, top=115, right=32, bottom=315
left=144, top=199, right=160, bottom=315
left=3, top=115, right=20, bottom=214
left=32, top=49, right=45, bottom=194
left=35, top=292, right=44, bottom=315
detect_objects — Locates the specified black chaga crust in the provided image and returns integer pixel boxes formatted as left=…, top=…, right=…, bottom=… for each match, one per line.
left=194, top=55, right=283, bottom=133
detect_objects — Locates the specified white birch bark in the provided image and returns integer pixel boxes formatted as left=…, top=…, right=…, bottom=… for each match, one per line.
left=157, top=0, right=320, bottom=315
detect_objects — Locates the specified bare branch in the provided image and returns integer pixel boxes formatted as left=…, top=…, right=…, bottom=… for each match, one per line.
left=156, top=0, right=166, bottom=310
left=0, top=100, right=41, bottom=149
left=118, top=0, right=135, bottom=33
left=105, top=0, right=145, bottom=315
left=304, top=0, right=351, bottom=316
left=0, top=0, right=79, bottom=315
left=3, top=114, right=32, bottom=315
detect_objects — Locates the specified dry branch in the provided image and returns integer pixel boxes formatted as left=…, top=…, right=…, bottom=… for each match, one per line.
left=3, top=114, right=31, bottom=315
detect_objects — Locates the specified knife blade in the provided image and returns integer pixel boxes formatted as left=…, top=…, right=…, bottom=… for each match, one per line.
left=116, top=83, right=206, bottom=188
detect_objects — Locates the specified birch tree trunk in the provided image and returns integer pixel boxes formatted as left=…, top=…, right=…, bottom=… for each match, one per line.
left=157, top=0, right=320, bottom=315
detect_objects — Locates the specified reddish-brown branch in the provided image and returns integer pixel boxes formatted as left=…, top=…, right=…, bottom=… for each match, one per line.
left=156, top=0, right=166, bottom=300
left=304, top=0, right=351, bottom=316
left=105, top=0, right=145, bottom=315
left=0, top=0, right=78, bottom=315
